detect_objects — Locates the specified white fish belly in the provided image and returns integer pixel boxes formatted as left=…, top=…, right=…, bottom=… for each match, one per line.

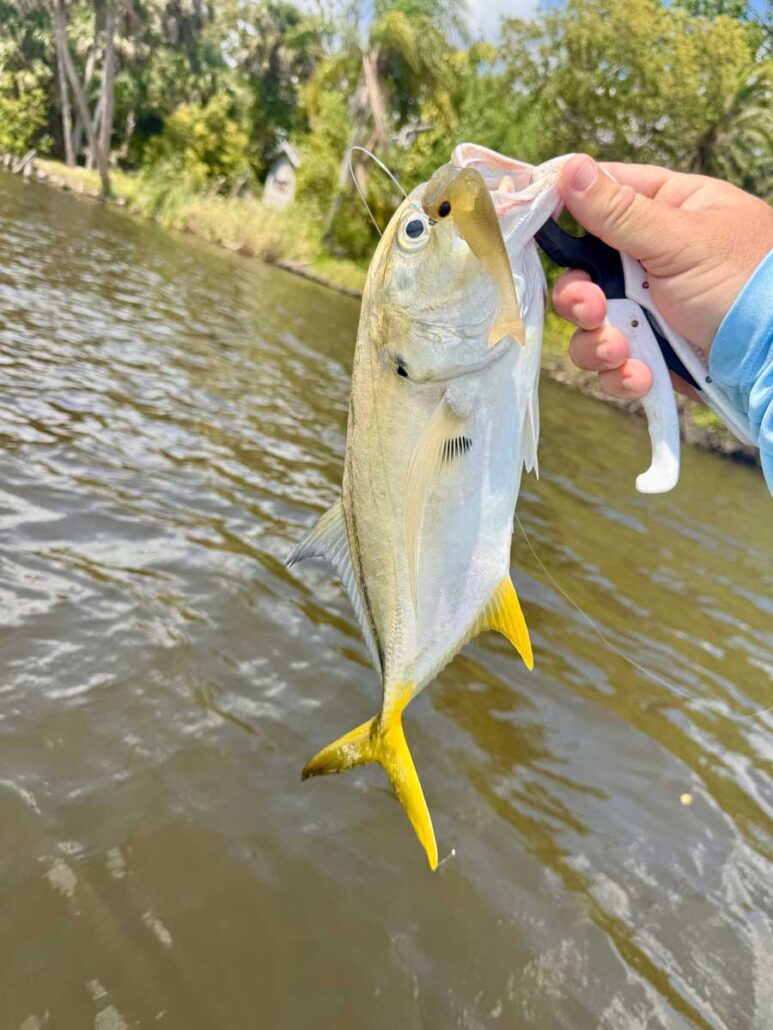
left=407, top=346, right=524, bottom=691
left=344, top=335, right=533, bottom=702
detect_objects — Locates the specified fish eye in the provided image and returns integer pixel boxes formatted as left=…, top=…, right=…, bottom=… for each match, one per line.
left=398, top=212, right=431, bottom=251
left=438, top=200, right=451, bottom=217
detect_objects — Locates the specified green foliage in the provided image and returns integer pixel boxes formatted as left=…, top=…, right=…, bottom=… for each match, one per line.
left=0, top=0, right=52, bottom=156
left=674, top=0, right=750, bottom=17
left=144, top=94, right=253, bottom=188
left=0, top=0, right=770, bottom=258
left=0, top=70, right=50, bottom=156
left=295, top=89, right=350, bottom=211
left=216, top=0, right=326, bottom=171
left=478, top=0, right=771, bottom=198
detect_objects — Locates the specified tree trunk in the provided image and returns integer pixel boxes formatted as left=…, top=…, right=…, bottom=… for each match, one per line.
left=98, top=0, right=117, bottom=165
left=323, top=67, right=370, bottom=244
left=55, top=37, right=75, bottom=166
left=361, top=49, right=387, bottom=151
left=85, top=93, right=104, bottom=170
left=51, top=0, right=111, bottom=196
left=71, top=38, right=98, bottom=162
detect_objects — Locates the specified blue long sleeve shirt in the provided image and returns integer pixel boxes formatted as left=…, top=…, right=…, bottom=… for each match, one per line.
left=709, top=249, right=773, bottom=495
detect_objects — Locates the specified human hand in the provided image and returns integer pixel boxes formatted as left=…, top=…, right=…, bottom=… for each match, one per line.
left=552, top=154, right=773, bottom=400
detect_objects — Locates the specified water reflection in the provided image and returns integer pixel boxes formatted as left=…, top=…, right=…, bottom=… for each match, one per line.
left=0, top=171, right=771, bottom=1029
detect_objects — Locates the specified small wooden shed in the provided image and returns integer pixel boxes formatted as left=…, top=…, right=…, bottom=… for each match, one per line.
left=263, top=141, right=301, bottom=209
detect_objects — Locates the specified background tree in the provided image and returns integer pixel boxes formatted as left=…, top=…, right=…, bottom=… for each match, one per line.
left=0, top=0, right=769, bottom=256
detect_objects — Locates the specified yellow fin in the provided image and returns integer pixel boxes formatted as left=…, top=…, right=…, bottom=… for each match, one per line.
left=404, top=396, right=466, bottom=612
left=302, top=716, right=378, bottom=777
left=474, top=576, right=533, bottom=670
left=302, top=687, right=438, bottom=870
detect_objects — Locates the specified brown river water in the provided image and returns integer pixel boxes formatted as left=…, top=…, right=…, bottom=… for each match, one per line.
left=0, top=172, right=771, bottom=1029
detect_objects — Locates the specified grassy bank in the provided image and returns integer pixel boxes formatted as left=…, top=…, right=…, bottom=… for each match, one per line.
left=34, top=159, right=367, bottom=296
left=24, top=159, right=759, bottom=467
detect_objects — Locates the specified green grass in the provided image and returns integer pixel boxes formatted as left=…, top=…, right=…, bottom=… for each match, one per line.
left=37, top=159, right=138, bottom=202
left=542, top=308, right=573, bottom=355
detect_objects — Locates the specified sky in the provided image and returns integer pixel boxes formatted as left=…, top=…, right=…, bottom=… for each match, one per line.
left=467, top=0, right=540, bottom=38
left=467, top=0, right=771, bottom=39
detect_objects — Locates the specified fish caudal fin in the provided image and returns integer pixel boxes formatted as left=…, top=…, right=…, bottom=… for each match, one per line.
left=302, top=689, right=438, bottom=871
left=473, top=575, right=533, bottom=669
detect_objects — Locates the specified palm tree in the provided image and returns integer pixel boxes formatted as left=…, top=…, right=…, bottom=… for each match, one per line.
left=319, top=0, right=468, bottom=238
left=685, top=66, right=773, bottom=200
left=51, top=0, right=114, bottom=193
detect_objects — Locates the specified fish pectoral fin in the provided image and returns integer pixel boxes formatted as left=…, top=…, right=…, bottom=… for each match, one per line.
left=302, top=687, right=438, bottom=870
left=404, top=397, right=467, bottom=611
left=522, top=398, right=540, bottom=478
left=473, top=576, right=533, bottom=670
left=286, top=497, right=382, bottom=674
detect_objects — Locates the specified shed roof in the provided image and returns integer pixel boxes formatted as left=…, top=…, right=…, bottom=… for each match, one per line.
left=269, top=140, right=301, bottom=169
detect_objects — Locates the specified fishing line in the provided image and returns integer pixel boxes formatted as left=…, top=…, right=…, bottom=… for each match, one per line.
left=521, top=510, right=709, bottom=704
left=511, top=515, right=770, bottom=733
left=347, top=146, right=408, bottom=238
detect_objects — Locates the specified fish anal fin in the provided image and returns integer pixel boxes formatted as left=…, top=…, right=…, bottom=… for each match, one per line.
left=404, top=397, right=466, bottom=611
left=302, top=684, right=438, bottom=870
left=286, top=498, right=381, bottom=673
left=473, top=576, right=533, bottom=670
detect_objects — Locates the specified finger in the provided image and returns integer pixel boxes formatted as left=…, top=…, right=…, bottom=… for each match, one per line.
left=597, top=162, right=681, bottom=199
left=559, top=155, right=690, bottom=261
left=568, top=326, right=630, bottom=371
left=598, top=359, right=654, bottom=399
left=553, top=273, right=607, bottom=330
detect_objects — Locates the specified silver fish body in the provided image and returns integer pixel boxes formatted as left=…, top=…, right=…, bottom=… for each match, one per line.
left=288, top=146, right=567, bottom=867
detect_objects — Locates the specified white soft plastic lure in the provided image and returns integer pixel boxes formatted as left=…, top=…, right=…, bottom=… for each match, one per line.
left=287, top=145, right=569, bottom=868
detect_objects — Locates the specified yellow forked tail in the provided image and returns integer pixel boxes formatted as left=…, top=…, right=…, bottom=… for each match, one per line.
left=302, top=689, right=438, bottom=871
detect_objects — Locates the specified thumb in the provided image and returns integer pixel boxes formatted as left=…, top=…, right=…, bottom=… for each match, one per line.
left=559, top=154, right=684, bottom=262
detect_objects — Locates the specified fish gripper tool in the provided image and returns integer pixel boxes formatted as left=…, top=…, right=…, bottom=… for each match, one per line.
left=534, top=218, right=754, bottom=494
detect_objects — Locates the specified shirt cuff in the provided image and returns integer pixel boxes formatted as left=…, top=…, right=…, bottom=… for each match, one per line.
left=709, top=248, right=773, bottom=412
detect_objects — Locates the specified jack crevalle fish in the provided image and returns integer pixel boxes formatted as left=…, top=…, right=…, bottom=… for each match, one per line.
left=287, top=145, right=568, bottom=869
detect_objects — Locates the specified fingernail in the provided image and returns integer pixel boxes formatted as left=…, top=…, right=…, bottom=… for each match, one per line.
left=571, top=302, right=584, bottom=325
left=570, top=156, right=597, bottom=193
left=596, top=344, right=609, bottom=363
left=621, top=375, right=636, bottom=391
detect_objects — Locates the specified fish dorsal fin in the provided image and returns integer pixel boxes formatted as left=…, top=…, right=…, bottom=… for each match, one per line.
left=286, top=498, right=381, bottom=673
left=471, top=576, right=533, bottom=670
left=404, top=396, right=468, bottom=611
